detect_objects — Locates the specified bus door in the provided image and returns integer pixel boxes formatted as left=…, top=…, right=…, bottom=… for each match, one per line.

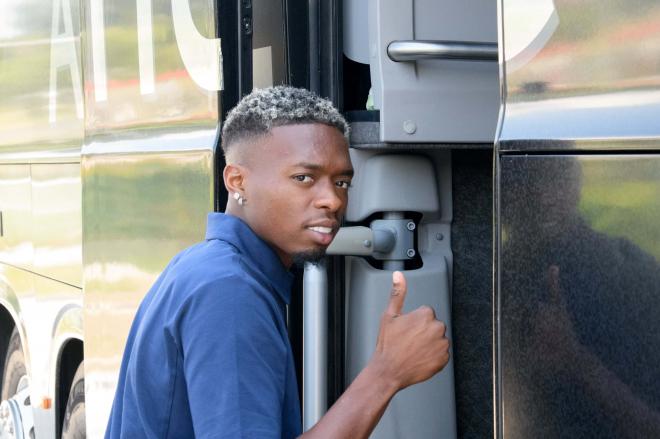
left=303, top=0, right=499, bottom=437
left=496, top=0, right=660, bottom=437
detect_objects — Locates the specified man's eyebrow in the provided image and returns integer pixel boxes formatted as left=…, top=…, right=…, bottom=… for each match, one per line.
left=292, top=162, right=354, bottom=177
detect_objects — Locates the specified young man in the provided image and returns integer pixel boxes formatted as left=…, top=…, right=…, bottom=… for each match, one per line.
left=105, top=86, right=450, bottom=438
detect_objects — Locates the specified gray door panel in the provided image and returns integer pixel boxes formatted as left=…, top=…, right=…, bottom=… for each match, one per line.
left=366, top=0, right=499, bottom=143
left=343, top=149, right=456, bottom=438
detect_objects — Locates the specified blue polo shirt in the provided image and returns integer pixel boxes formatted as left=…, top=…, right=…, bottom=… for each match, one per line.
left=105, top=213, right=302, bottom=438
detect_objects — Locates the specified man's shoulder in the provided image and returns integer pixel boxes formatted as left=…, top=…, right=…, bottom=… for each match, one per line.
left=171, top=238, right=241, bottom=275
left=162, top=239, right=270, bottom=304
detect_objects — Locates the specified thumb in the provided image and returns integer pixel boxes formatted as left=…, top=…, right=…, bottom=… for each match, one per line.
left=386, top=271, right=407, bottom=317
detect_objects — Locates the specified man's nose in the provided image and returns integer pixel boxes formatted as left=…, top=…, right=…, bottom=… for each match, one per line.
left=314, top=181, right=343, bottom=212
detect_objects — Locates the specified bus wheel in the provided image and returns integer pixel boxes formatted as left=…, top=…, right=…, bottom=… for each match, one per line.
left=62, top=362, right=85, bottom=439
left=0, top=327, right=34, bottom=438
left=1, top=328, right=26, bottom=400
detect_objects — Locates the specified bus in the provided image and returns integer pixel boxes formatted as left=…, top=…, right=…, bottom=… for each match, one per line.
left=0, top=0, right=658, bottom=437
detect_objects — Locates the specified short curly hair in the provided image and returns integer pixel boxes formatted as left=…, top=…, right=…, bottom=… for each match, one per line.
left=221, top=86, right=349, bottom=161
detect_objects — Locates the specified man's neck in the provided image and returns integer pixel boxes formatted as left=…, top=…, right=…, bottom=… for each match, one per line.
left=223, top=204, right=293, bottom=268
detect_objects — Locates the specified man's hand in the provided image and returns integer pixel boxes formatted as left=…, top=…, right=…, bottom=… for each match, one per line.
left=370, top=271, right=450, bottom=391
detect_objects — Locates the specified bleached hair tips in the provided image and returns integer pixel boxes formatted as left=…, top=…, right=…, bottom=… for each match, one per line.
left=221, top=86, right=349, bottom=158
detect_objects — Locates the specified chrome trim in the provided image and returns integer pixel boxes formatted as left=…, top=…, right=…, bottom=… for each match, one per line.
left=387, top=40, right=498, bottom=62
left=0, top=148, right=81, bottom=165
left=302, top=261, right=328, bottom=431
left=498, top=136, right=660, bottom=152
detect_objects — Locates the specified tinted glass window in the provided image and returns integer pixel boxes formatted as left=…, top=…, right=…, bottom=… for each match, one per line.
left=499, top=155, right=660, bottom=438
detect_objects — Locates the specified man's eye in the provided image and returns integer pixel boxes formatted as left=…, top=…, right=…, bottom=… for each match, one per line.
left=293, top=175, right=313, bottom=183
left=336, top=180, right=352, bottom=189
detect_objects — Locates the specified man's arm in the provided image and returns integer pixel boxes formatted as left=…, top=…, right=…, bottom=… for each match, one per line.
left=180, top=276, right=290, bottom=438
left=301, top=271, right=450, bottom=439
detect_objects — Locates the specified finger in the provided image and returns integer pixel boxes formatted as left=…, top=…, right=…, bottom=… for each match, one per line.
left=547, top=265, right=565, bottom=307
left=416, top=305, right=436, bottom=321
left=386, top=271, right=407, bottom=317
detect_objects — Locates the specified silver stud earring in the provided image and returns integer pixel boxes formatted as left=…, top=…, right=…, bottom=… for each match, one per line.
left=233, top=192, right=247, bottom=206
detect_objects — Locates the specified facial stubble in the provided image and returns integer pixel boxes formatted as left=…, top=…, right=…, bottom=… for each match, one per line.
left=291, top=248, right=327, bottom=267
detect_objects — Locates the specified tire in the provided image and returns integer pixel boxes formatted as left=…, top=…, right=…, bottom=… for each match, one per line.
left=1, top=327, right=26, bottom=400
left=62, top=362, right=86, bottom=439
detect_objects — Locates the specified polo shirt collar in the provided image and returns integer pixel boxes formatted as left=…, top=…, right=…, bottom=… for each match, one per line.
left=205, top=213, right=294, bottom=304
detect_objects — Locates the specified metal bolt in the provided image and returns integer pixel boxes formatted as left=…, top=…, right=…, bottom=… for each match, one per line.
left=406, top=248, right=416, bottom=258
left=403, top=120, right=417, bottom=134
left=242, top=17, right=252, bottom=35
left=406, top=221, right=416, bottom=231
left=363, top=240, right=372, bottom=248
left=435, top=233, right=444, bottom=241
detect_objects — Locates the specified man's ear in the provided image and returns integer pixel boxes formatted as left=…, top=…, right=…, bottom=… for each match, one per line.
left=223, top=163, right=247, bottom=195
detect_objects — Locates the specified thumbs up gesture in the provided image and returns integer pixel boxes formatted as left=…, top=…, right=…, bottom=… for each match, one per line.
left=533, top=265, right=583, bottom=372
left=371, top=271, right=450, bottom=391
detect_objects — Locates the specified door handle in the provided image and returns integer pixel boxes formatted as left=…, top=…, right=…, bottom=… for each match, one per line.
left=326, top=221, right=415, bottom=261
left=387, top=40, right=497, bottom=62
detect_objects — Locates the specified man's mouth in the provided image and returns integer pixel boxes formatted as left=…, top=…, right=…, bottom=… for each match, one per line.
left=304, top=223, right=337, bottom=246
left=307, top=226, right=333, bottom=234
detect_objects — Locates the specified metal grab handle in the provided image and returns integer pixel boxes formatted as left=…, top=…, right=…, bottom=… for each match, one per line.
left=302, top=262, right=328, bottom=431
left=325, top=226, right=397, bottom=256
left=325, top=227, right=374, bottom=256
left=387, top=40, right=497, bottom=62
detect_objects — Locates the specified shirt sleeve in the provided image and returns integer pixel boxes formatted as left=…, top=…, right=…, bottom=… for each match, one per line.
left=177, top=275, right=288, bottom=439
